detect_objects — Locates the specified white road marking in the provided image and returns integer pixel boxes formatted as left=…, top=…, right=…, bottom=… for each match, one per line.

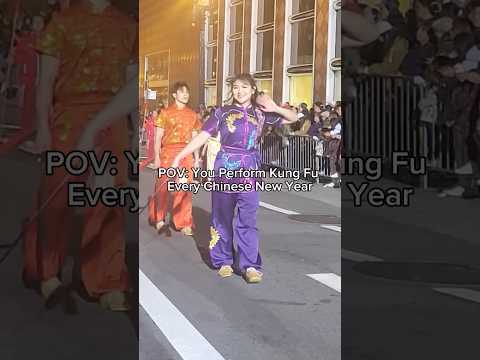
left=139, top=270, right=226, bottom=360
left=341, top=249, right=384, bottom=262
left=321, top=225, right=341, bottom=232
left=259, top=201, right=300, bottom=215
left=432, top=287, right=480, bottom=304
left=307, top=273, right=341, bottom=293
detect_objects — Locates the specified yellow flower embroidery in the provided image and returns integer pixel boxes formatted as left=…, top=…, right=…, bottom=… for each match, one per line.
left=225, top=113, right=243, bottom=133
left=209, top=226, right=220, bottom=250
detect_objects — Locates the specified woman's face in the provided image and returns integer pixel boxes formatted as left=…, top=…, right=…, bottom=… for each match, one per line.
left=232, top=80, right=255, bottom=105
left=314, top=104, right=321, bottom=113
left=417, top=27, right=430, bottom=45
left=415, top=2, right=432, bottom=21
left=469, top=7, right=480, bottom=28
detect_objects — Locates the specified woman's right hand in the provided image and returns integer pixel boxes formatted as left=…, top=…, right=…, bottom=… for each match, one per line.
left=34, top=126, right=51, bottom=153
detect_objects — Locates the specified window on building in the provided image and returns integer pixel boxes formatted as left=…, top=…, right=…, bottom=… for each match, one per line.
left=289, top=74, right=313, bottom=107
left=256, top=30, right=274, bottom=71
left=254, top=0, right=274, bottom=74
left=334, top=67, right=341, bottom=101
left=256, top=79, right=273, bottom=96
left=206, top=45, right=217, bottom=80
left=287, top=0, right=315, bottom=104
left=227, top=0, right=244, bottom=77
left=258, top=0, right=274, bottom=25
left=207, top=9, right=218, bottom=43
left=205, top=86, right=217, bottom=107
left=334, top=2, right=341, bottom=101
left=230, top=2, right=244, bottom=35
left=228, top=38, right=243, bottom=76
left=205, top=3, right=218, bottom=88
left=292, top=0, right=315, bottom=14
left=290, top=18, right=314, bottom=65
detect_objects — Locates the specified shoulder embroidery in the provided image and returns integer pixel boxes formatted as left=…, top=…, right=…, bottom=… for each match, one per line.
left=225, top=112, right=243, bottom=133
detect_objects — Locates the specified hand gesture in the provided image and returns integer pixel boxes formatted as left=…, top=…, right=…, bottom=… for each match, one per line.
left=256, top=94, right=278, bottom=113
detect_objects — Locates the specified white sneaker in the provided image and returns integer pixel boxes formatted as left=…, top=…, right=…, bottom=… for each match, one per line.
left=454, top=162, right=473, bottom=175
left=155, top=220, right=165, bottom=231
left=330, top=173, right=339, bottom=178
left=324, top=182, right=335, bottom=188
left=18, top=140, right=40, bottom=154
left=245, top=267, right=263, bottom=283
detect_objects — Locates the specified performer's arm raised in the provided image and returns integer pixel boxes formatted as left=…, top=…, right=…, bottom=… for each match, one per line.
left=256, top=94, right=298, bottom=124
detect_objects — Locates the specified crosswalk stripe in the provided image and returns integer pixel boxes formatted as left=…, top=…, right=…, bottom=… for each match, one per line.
left=321, top=225, right=341, bottom=232
left=341, top=249, right=384, bottom=262
left=432, top=287, right=480, bottom=303
left=259, top=201, right=300, bottom=215
left=139, top=270, right=226, bottom=360
left=307, top=273, right=341, bottom=293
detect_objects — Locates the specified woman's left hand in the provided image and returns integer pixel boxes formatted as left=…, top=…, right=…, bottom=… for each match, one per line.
left=171, top=157, right=180, bottom=168
left=76, top=127, right=97, bottom=152
left=256, top=94, right=278, bottom=113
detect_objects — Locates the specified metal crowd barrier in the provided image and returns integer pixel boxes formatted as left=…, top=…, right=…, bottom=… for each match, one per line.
left=344, top=75, right=456, bottom=177
left=139, top=125, right=148, bottom=159
left=259, top=134, right=331, bottom=181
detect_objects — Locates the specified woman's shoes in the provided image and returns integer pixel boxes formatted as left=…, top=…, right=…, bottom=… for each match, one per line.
left=181, top=227, right=193, bottom=236
left=216, top=266, right=263, bottom=283
left=218, top=265, right=233, bottom=278
left=99, top=291, right=131, bottom=312
left=41, top=277, right=67, bottom=310
left=244, top=267, right=263, bottom=283
left=155, top=220, right=166, bottom=231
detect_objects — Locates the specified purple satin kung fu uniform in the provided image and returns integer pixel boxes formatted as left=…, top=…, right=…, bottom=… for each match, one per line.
left=201, top=104, right=282, bottom=271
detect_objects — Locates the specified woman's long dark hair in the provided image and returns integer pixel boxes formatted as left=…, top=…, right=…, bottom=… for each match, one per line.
left=228, top=73, right=259, bottom=107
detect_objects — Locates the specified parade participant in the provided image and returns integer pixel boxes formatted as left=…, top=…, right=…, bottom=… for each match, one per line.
left=171, top=73, right=297, bottom=283
left=23, top=0, right=137, bottom=311
left=148, top=82, right=201, bottom=236
left=139, top=109, right=157, bottom=170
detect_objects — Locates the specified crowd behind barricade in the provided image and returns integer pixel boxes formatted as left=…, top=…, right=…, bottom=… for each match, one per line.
left=343, top=0, right=480, bottom=198
left=141, top=100, right=343, bottom=188
left=0, top=1, right=64, bottom=151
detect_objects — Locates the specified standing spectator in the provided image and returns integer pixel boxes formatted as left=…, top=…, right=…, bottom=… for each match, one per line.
left=323, top=111, right=342, bottom=185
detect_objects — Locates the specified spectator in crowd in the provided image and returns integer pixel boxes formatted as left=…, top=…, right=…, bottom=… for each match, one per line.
left=344, top=0, right=480, bottom=197
left=308, top=102, right=325, bottom=138
left=323, top=111, right=342, bottom=187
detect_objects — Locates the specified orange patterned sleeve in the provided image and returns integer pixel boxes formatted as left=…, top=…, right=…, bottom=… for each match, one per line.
left=35, top=12, right=66, bottom=58
left=192, top=114, right=202, bottom=132
left=154, top=110, right=167, bottom=128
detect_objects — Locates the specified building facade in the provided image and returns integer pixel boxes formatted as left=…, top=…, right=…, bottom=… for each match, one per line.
left=139, top=0, right=202, bottom=111
left=139, top=0, right=340, bottom=112
left=202, top=0, right=340, bottom=108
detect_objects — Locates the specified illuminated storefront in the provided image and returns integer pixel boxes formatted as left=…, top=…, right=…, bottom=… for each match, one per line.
left=140, top=0, right=201, bottom=111
left=202, top=0, right=340, bottom=108
left=139, top=0, right=340, bottom=110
